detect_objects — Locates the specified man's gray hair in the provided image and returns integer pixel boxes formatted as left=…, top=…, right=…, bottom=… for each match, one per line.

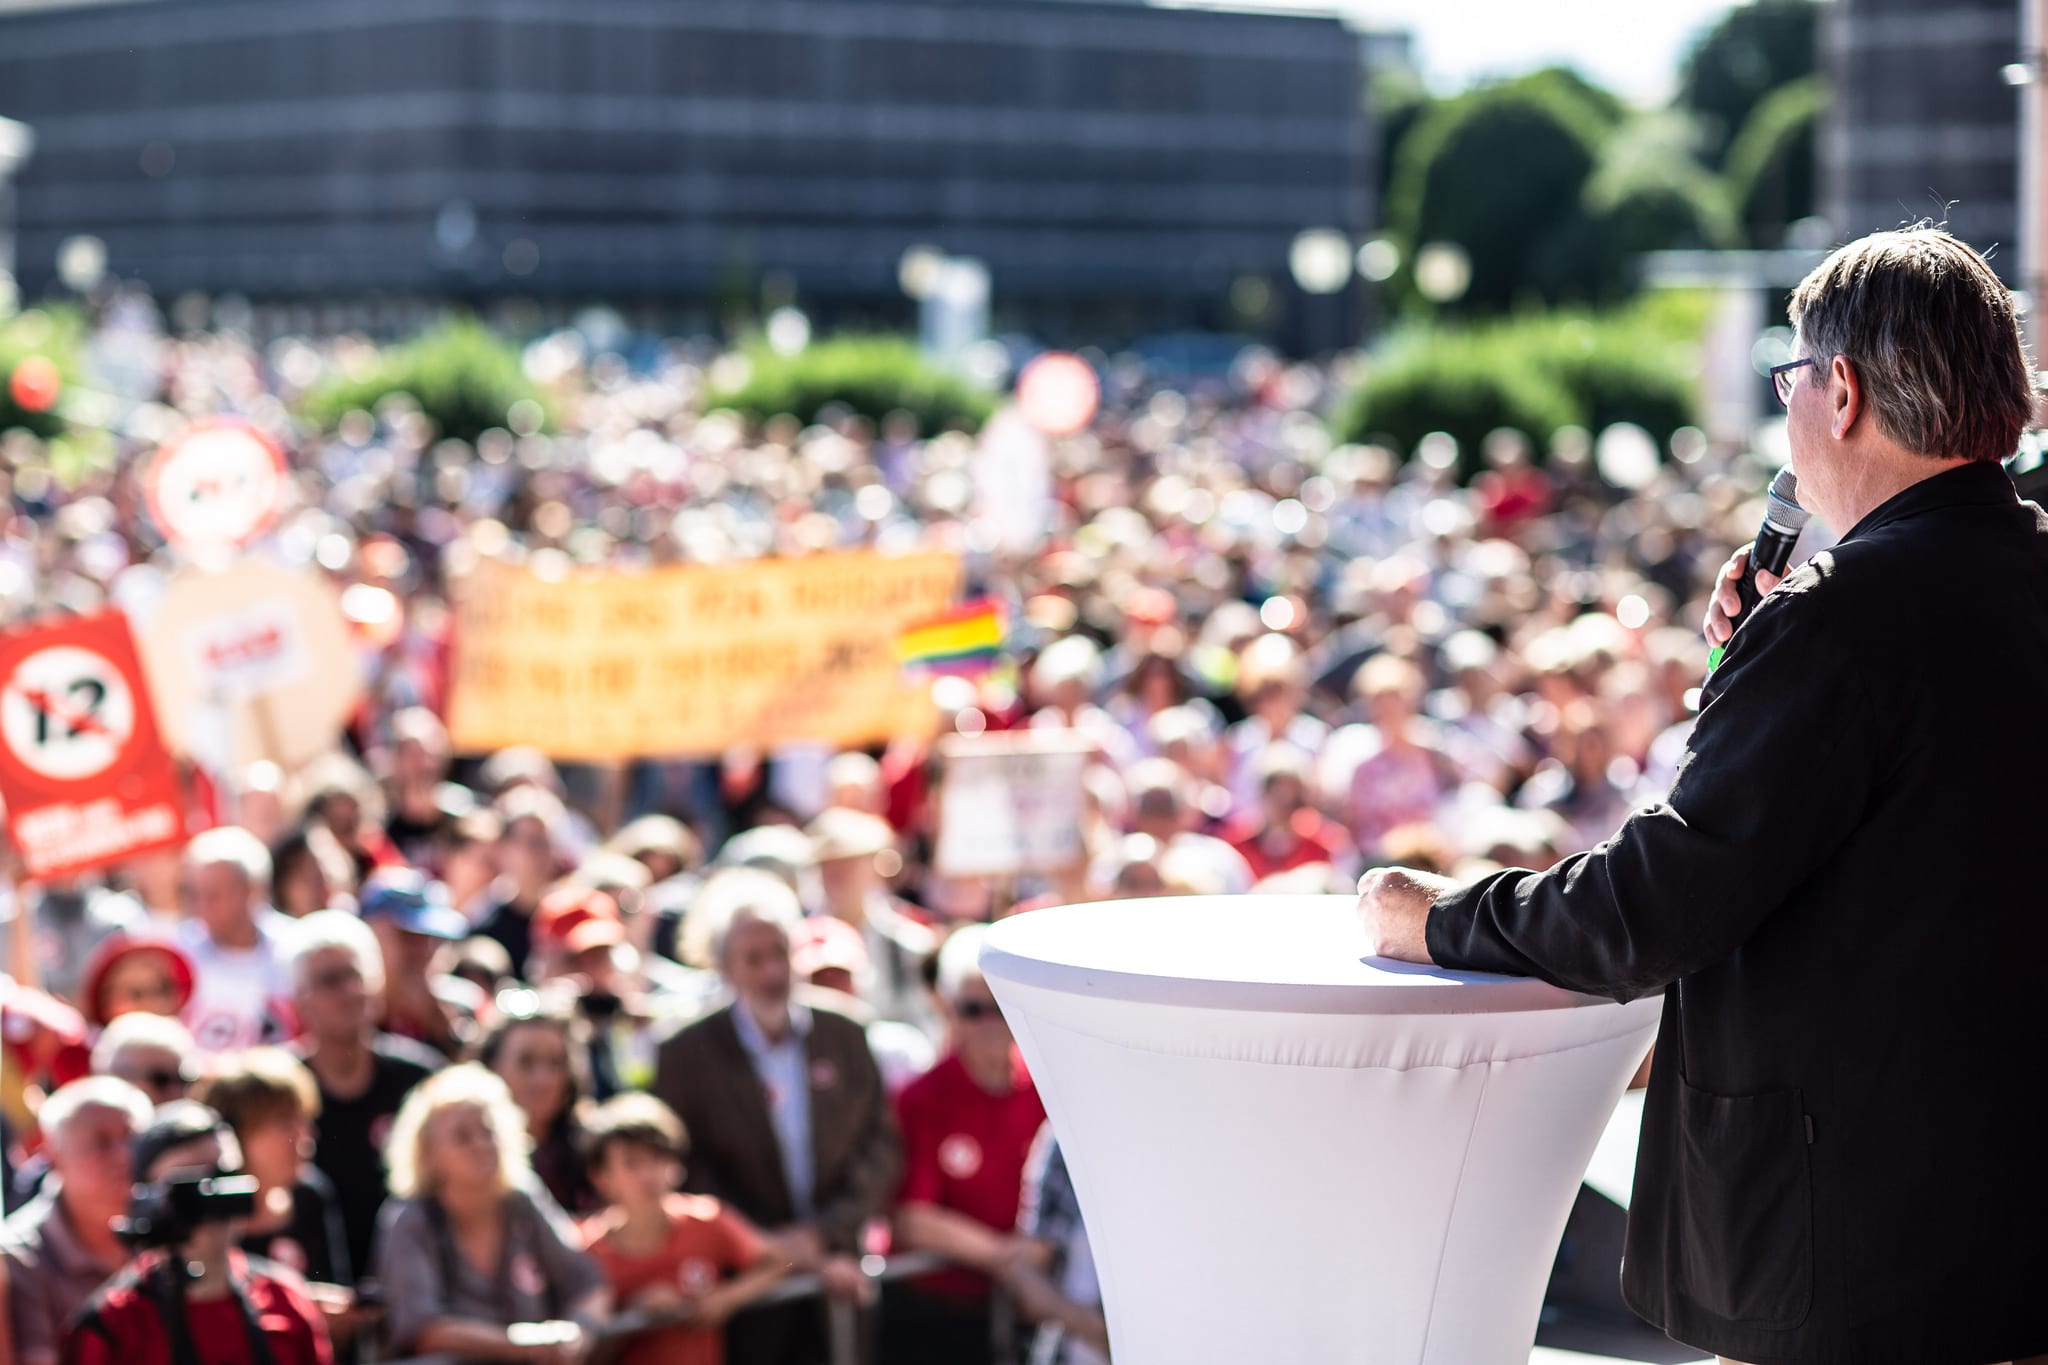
left=692, top=866, right=804, bottom=967
left=39, top=1075, right=154, bottom=1144
left=183, top=825, right=273, bottom=888
left=1790, top=226, right=2034, bottom=465
left=288, top=908, right=386, bottom=997
left=91, top=1011, right=198, bottom=1076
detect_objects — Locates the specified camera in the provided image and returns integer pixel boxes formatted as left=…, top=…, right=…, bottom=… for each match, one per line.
left=115, top=1173, right=260, bottom=1248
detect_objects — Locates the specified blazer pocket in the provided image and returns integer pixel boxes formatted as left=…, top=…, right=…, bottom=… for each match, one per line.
left=1673, top=1076, right=1814, bottom=1330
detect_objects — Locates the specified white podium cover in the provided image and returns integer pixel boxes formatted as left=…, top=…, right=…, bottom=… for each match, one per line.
left=980, top=896, right=1661, bottom=1365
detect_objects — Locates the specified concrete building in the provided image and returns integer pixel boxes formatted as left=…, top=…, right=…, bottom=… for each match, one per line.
left=0, top=0, right=1370, bottom=345
left=1820, top=0, right=2020, bottom=272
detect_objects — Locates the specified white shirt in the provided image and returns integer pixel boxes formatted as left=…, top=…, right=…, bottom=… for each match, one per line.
left=731, top=1001, right=816, bottom=1219
left=173, top=909, right=297, bottom=1053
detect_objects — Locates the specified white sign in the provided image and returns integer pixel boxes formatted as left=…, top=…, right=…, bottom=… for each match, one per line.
left=934, top=732, right=1091, bottom=877
left=183, top=599, right=311, bottom=701
left=0, top=644, right=137, bottom=783
left=145, top=421, right=288, bottom=558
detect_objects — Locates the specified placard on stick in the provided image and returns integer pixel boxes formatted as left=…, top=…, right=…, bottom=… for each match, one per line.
left=0, top=610, right=186, bottom=881
left=933, top=730, right=1093, bottom=878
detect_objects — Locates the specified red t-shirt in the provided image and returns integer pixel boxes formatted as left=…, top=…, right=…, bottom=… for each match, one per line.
left=62, top=1252, right=331, bottom=1365
left=1226, top=808, right=1346, bottom=882
left=894, top=1052, right=1047, bottom=1300
left=579, top=1194, right=765, bottom=1365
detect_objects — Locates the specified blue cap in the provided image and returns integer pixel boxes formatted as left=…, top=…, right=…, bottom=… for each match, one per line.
left=357, top=869, right=470, bottom=940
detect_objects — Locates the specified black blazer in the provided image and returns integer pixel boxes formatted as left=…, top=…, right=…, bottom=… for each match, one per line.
left=1428, top=461, right=2048, bottom=1365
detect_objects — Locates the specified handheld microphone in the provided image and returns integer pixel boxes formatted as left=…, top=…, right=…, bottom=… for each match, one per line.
left=1708, top=468, right=1809, bottom=672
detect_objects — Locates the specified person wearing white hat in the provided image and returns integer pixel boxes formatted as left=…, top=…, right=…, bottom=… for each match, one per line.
left=805, top=808, right=938, bottom=1039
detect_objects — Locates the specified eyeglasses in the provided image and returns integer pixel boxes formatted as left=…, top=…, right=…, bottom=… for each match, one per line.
left=954, top=998, right=1002, bottom=1021
left=1770, top=357, right=1818, bottom=409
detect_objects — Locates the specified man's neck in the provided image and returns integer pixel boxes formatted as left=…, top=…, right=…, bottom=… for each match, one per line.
left=962, top=1049, right=1014, bottom=1095
left=212, top=916, right=261, bottom=951
left=1830, top=446, right=1973, bottom=532
left=745, top=999, right=794, bottom=1044
left=60, top=1194, right=128, bottom=1268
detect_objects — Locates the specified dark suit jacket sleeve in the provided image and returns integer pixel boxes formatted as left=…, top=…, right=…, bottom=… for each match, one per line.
left=809, top=1018, right=902, bottom=1253
left=1426, top=565, right=1886, bottom=1001
left=652, top=1024, right=735, bottom=1205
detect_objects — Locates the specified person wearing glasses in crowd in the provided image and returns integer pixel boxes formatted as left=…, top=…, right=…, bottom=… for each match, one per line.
left=0, top=1078, right=154, bottom=1365
left=286, top=908, right=445, bottom=1279
left=884, top=926, right=1051, bottom=1365
left=372, top=1064, right=607, bottom=1365
left=67, top=1102, right=333, bottom=1365
left=90, top=1014, right=197, bottom=1108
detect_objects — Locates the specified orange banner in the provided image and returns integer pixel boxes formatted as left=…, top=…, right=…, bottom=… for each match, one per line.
left=449, top=551, right=962, bottom=760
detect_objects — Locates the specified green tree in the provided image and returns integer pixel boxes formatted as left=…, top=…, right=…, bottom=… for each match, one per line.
left=1724, top=76, right=1825, bottom=247
left=1677, top=0, right=1820, bottom=169
left=1385, top=70, right=1614, bottom=313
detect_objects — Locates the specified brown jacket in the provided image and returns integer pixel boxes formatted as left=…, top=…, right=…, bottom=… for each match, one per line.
left=652, top=1001, right=900, bottom=1253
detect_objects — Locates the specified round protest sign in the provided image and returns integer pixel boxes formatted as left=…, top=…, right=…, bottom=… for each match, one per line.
left=1015, top=352, right=1100, bottom=438
left=144, top=420, right=289, bottom=557
left=0, top=641, right=142, bottom=790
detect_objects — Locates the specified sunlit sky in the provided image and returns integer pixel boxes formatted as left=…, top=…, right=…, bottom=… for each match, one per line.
left=1182, top=0, right=1751, bottom=105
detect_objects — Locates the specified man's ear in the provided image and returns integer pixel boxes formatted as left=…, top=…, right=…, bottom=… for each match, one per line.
left=1829, top=354, right=1862, bottom=441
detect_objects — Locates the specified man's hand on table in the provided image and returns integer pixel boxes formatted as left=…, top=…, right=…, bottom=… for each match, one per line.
left=1356, top=866, right=1455, bottom=965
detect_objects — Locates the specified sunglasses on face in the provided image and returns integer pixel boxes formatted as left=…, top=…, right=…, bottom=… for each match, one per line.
left=140, top=1068, right=191, bottom=1092
left=954, top=998, right=1002, bottom=1021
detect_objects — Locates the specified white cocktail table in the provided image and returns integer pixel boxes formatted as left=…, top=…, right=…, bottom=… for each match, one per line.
left=980, top=895, right=1661, bottom=1365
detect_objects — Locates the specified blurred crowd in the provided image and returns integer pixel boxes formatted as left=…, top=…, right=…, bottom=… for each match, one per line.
left=0, top=308, right=1783, bottom=1365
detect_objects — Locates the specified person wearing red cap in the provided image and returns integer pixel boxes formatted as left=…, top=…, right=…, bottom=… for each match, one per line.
left=76, top=937, right=197, bottom=1035
left=529, top=885, right=646, bottom=1102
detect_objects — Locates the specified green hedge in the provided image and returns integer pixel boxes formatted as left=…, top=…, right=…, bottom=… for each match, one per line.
left=1332, top=303, right=1703, bottom=475
left=706, top=336, right=995, bottom=434
left=299, top=318, right=542, bottom=443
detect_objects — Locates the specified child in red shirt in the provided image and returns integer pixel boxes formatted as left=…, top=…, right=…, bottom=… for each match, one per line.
left=577, top=1094, right=785, bottom=1365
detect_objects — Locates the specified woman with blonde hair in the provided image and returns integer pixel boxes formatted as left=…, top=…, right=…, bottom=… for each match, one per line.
left=372, top=1063, right=607, bottom=1363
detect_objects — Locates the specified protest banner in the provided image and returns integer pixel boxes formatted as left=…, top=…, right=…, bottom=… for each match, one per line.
left=932, top=730, right=1092, bottom=878
left=448, top=549, right=963, bottom=760
left=143, top=419, right=289, bottom=560
left=135, top=559, right=362, bottom=774
left=0, top=610, right=186, bottom=881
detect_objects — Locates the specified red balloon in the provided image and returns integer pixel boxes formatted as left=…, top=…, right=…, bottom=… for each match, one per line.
left=8, top=356, right=61, bottom=414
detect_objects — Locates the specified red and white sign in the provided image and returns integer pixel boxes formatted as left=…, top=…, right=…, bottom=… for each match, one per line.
left=144, top=420, right=289, bottom=558
left=0, top=611, right=186, bottom=881
left=1015, top=352, right=1100, bottom=438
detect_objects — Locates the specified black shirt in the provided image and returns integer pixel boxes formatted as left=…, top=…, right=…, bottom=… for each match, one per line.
left=242, top=1166, right=353, bottom=1289
left=475, top=898, right=535, bottom=981
left=304, top=1034, right=442, bottom=1278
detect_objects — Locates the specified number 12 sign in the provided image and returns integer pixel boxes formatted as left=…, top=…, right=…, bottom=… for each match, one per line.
left=0, top=611, right=186, bottom=881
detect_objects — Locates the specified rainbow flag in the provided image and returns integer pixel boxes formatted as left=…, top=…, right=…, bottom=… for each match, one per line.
left=898, top=599, right=1005, bottom=678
